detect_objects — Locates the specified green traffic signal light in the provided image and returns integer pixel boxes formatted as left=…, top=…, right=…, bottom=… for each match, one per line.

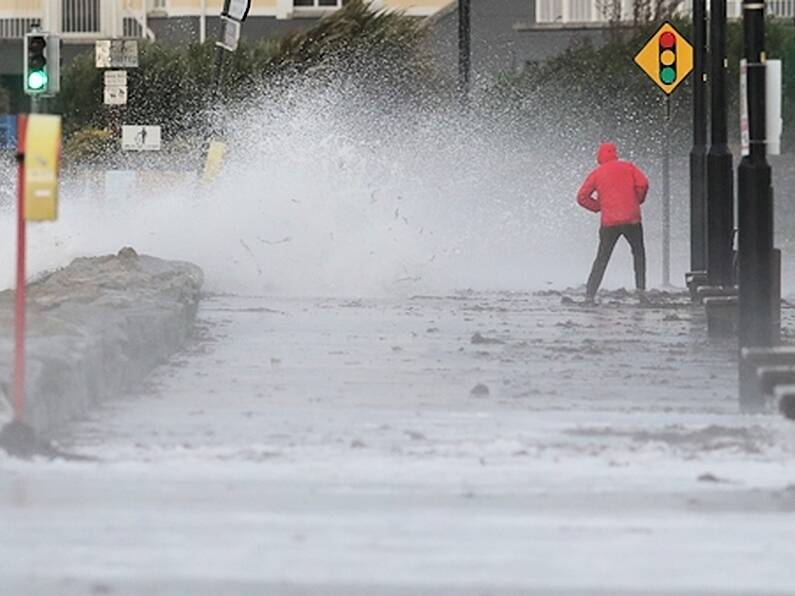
left=25, top=33, right=50, bottom=95
left=660, top=67, right=676, bottom=84
left=27, top=70, right=48, bottom=91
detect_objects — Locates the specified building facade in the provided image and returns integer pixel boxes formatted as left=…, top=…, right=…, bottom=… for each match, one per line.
left=0, top=0, right=450, bottom=94
left=427, top=0, right=795, bottom=85
left=0, top=0, right=448, bottom=43
left=534, top=0, right=795, bottom=23
left=2, top=0, right=793, bottom=104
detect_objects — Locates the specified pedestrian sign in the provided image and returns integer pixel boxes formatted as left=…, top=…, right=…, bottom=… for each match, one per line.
left=122, top=125, right=161, bottom=151
left=634, top=22, right=693, bottom=95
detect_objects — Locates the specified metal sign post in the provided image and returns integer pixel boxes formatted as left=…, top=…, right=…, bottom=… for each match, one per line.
left=458, top=0, right=471, bottom=105
left=706, top=0, right=734, bottom=288
left=13, top=114, right=61, bottom=422
left=212, top=0, right=251, bottom=94
left=737, top=0, right=776, bottom=412
left=662, top=95, right=672, bottom=287
left=205, top=0, right=250, bottom=184
left=634, top=22, right=694, bottom=288
left=14, top=116, right=27, bottom=423
left=688, top=0, right=708, bottom=293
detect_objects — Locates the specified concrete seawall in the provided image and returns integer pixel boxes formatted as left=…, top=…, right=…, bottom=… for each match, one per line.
left=0, top=248, right=203, bottom=436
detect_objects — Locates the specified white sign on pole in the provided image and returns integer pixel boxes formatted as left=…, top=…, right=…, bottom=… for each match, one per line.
left=217, top=16, right=241, bottom=52
left=95, top=40, right=112, bottom=68
left=104, top=70, right=128, bottom=105
left=122, top=125, right=161, bottom=151
left=740, top=59, right=749, bottom=156
left=225, top=0, right=252, bottom=21
left=104, top=70, right=128, bottom=86
left=766, top=59, right=783, bottom=156
left=95, top=40, right=139, bottom=68
left=104, top=85, right=128, bottom=105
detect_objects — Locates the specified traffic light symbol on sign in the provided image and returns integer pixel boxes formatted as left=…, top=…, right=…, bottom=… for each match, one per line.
left=659, top=31, right=676, bottom=86
left=634, top=22, right=693, bottom=95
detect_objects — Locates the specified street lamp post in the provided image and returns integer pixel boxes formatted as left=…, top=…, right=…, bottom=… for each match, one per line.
left=458, top=0, right=471, bottom=104
left=738, top=0, right=776, bottom=411
left=706, top=0, right=734, bottom=288
left=689, top=0, right=708, bottom=279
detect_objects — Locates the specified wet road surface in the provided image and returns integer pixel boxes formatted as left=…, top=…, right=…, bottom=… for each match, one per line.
left=2, top=291, right=795, bottom=595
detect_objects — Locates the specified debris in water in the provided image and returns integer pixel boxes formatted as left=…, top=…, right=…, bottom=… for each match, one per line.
left=697, top=473, right=733, bottom=484
left=470, top=383, right=490, bottom=398
left=239, top=239, right=263, bottom=275
left=0, top=420, right=94, bottom=461
left=471, top=332, right=504, bottom=345
left=258, top=236, right=292, bottom=245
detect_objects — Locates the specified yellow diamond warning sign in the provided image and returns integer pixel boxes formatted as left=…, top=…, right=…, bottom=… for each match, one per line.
left=634, top=22, right=693, bottom=95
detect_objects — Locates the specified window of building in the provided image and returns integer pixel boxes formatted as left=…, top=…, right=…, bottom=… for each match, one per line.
left=62, top=0, right=101, bottom=34
left=0, top=18, right=41, bottom=40
left=293, top=0, right=344, bottom=7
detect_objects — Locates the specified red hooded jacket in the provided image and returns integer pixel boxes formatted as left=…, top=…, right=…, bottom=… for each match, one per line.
left=576, top=143, right=649, bottom=227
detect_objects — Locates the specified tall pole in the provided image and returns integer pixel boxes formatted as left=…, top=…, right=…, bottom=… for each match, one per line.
left=200, top=0, right=208, bottom=44
left=212, top=45, right=226, bottom=98
left=212, top=0, right=231, bottom=100
left=14, top=115, right=27, bottom=422
left=458, top=0, right=471, bottom=104
left=209, top=0, right=231, bottom=143
left=738, top=0, right=774, bottom=411
left=662, top=95, right=671, bottom=287
left=706, top=0, right=734, bottom=287
left=689, top=0, right=708, bottom=276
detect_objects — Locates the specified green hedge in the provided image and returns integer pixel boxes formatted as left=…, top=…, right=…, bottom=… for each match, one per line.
left=483, top=19, right=795, bottom=156
left=53, top=0, right=442, bottom=140
left=0, top=85, right=9, bottom=113
left=51, top=3, right=794, bottom=157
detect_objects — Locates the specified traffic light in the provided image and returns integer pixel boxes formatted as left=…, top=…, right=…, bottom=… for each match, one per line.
left=23, top=32, right=60, bottom=96
left=658, top=31, right=677, bottom=86
left=25, top=33, right=48, bottom=93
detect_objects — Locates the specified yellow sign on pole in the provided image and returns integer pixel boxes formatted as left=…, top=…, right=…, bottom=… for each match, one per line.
left=202, top=140, right=227, bottom=184
left=24, top=114, right=61, bottom=221
left=634, top=22, right=694, bottom=95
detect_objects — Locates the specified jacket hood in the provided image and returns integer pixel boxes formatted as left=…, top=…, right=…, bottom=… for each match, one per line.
left=597, top=143, right=618, bottom=165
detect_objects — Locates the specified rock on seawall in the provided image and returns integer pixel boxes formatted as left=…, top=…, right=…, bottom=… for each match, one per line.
left=0, top=248, right=203, bottom=435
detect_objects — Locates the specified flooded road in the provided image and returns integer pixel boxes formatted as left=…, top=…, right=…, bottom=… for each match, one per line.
left=2, top=291, right=795, bottom=595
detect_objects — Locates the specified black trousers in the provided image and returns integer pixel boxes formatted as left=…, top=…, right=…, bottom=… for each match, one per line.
left=586, top=223, right=646, bottom=298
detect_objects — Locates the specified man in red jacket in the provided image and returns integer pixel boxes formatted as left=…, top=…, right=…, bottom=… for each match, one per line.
left=577, top=143, right=649, bottom=304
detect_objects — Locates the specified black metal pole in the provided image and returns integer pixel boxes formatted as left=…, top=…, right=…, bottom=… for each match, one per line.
left=212, top=0, right=231, bottom=99
left=208, top=0, right=230, bottom=144
left=663, top=95, right=671, bottom=287
left=706, top=0, right=734, bottom=287
left=689, top=0, right=708, bottom=276
left=212, top=46, right=226, bottom=99
left=458, top=0, right=471, bottom=104
left=738, top=0, right=775, bottom=412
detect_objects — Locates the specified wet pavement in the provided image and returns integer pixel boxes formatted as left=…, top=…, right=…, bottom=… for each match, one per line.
left=2, top=290, right=795, bottom=595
